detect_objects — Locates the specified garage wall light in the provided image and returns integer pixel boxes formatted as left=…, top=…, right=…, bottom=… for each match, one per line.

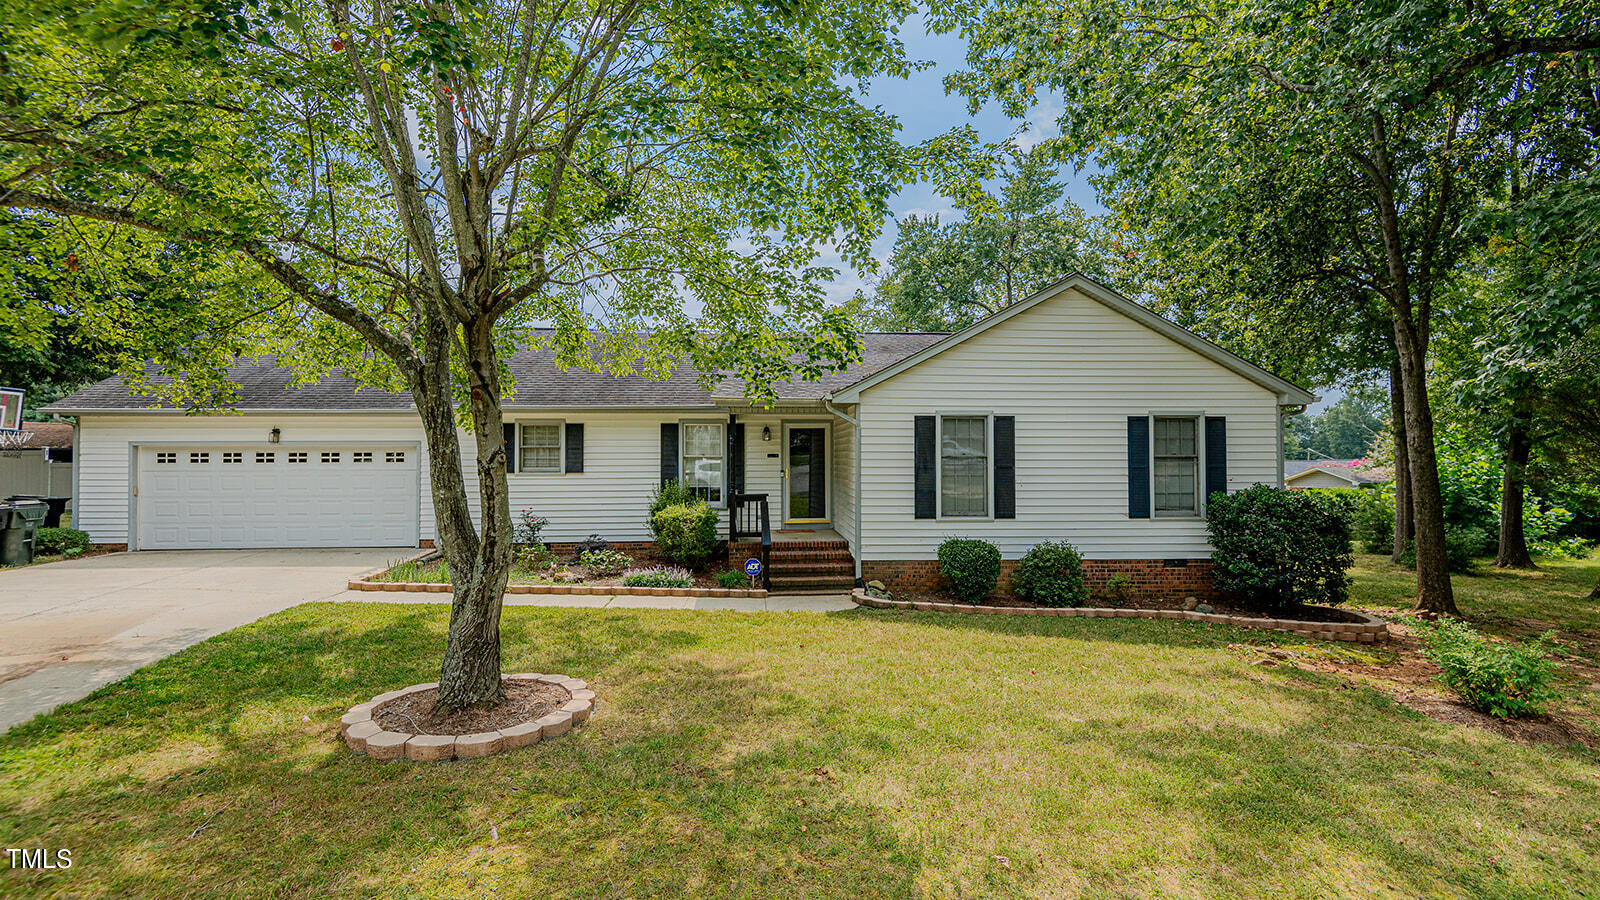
left=269, top=428, right=281, bottom=444
left=761, top=426, right=771, bottom=442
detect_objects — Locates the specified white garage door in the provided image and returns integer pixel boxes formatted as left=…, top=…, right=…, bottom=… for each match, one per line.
left=136, top=445, right=420, bottom=549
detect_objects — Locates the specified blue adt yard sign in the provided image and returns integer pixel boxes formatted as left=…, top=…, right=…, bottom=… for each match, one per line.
left=743, top=557, right=763, bottom=578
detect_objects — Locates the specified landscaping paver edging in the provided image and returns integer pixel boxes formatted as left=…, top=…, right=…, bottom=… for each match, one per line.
left=348, top=579, right=769, bottom=598
left=341, top=673, right=595, bottom=761
left=850, top=590, right=1390, bottom=643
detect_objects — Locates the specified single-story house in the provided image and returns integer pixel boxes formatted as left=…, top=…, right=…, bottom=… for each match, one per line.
left=44, top=276, right=1315, bottom=595
left=1284, top=459, right=1391, bottom=490
left=0, top=421, right=75, bottom=500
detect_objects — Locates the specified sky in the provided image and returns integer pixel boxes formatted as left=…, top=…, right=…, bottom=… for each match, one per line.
left=825, top=15, right=1103, bottom=305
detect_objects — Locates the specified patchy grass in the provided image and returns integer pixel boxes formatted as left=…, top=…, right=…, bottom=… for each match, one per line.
left=5, top=582, right=1600, bottom=898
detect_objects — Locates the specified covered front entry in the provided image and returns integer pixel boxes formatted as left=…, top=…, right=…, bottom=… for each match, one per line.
left=134, top=444, right=420, bottom=549
left=783, top=424, right=829, bottom=524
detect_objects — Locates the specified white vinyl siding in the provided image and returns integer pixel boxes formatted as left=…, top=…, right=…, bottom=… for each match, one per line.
left=856, top=285, right=1282, bottom=561
left=830, top=414, right=857, bottom=548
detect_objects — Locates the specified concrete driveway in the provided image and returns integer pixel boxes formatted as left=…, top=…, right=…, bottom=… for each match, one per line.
left=0, top=548, right=409, bottom=731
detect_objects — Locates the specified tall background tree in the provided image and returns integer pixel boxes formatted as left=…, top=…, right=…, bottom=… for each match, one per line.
left=936, top=0, right=1600, bottom=614
left=2, top=0, right=935, bottom=711
left=865, top=146, right=1108, bottom=332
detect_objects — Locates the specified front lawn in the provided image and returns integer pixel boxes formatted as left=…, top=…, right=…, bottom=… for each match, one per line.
left=3, top=563, right=1599, bottom=897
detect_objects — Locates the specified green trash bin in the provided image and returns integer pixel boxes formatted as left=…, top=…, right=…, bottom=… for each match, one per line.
left=0, top=501, right=47, bottom=566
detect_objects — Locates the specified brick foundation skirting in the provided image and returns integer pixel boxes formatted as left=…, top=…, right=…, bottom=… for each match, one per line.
left=862, top=558, right=1219, bottom=600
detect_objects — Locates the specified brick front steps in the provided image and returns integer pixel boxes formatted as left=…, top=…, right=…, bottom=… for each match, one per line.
left=341, top=673, right=594, bottom=761
left=348, top=579, right=768, bottom=599
left=850, top=590, right=1390, bottom=643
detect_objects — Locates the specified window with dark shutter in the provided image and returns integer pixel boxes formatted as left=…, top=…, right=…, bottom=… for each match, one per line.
left=503, top=423, right=517, bottom=474
left=1204, top=416, right=1227, bottom=508
left=565, top=423, right=584, bottom=473
left=994, top=415, right=1015, bottom=519
left=1127, top=416, right=1150, bottom=519
left=913, top=415, right=936, bottom=519
left=660, top=422, right=679, bottom=485
left=729, top=423, right=746, bottom=494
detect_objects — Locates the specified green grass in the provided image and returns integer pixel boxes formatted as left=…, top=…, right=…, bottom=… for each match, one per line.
left=3, top=563, right=1599, bottom=898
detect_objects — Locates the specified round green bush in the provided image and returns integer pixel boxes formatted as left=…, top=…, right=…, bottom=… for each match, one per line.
left=1206, top=485, right=1352, bottom=610
left=937, top=537, right=1002, bottom=604
left=1011, top=540, right=1088, bottom=608
left=650, top=501, right=720, bottom=568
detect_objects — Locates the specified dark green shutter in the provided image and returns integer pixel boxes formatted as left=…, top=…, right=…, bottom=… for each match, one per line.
left=503, top=423, right=517, bottom=474
left=564, top=423, right=584, bottom=473
left=660, top=423, right=679, bottom=485
left=1127, top=416, right=1150, bottom=519
left=994, top=415, right=1016, bottom=519
left=914, top=415, right=936, bottom=519
left=1204, top=416, right=1227, bottom=508
left=729, top=423, right=745, bottom=494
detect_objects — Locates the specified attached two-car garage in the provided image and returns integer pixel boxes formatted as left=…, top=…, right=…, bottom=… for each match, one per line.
left=135, top=444, right=420, bottom=550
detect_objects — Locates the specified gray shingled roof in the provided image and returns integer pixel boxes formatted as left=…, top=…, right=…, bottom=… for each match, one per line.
left=44, top=333, right=949, bottom=412
left=1284, top=459, right=1392, bottom=484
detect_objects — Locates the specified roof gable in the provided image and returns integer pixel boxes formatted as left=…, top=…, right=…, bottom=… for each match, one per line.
left=828, top=275, right=1317, bottom=405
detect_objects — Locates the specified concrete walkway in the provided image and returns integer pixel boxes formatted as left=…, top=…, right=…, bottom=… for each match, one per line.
left=1, top=549, right=854, bottom=732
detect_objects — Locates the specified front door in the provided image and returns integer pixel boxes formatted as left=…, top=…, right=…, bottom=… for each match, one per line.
left=785, top=426, right=828, bottom=522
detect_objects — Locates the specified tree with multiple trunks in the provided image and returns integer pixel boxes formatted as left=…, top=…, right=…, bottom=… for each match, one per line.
left=1, top=0, right=932, bottom=711
left=935, top=0, right=1600, bottom=614
left=865, top=146, right=1109, bottom=332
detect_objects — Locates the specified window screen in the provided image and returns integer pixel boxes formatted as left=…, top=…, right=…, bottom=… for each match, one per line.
left=940, top=416, right=987, bottom=517
left=1153, top=417, right=1199, bottom=514
left=518, top=424, right=561, bottom=472
left=681, top=423, right=724, bottom=504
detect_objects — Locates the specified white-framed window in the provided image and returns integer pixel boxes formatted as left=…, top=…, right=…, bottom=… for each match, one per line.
left=320, top=451, right=340, bottom=464
left=1153, top=415, right=1200, bottom=516
left=385, top=451, right=405, bottom=463
left=353, top=451, right=373, bottom=463
left=680, top=421, right=725, bottom=506
left=156, top=451, right=177, bottom=464
left=288, top=451, right=308, bottom=464
left=938, top=414, right=989, bottom=518
left=255, top=452, right=275, bottom=463
left=189, top=452, right=210, bottom=464
left=516, top=422, right=563, bottom=473
left=222, top=452, right=243, bottom=464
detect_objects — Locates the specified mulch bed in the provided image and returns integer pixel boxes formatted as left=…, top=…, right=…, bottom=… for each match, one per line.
left=372, top=680, right=571, bottom=736
left=376, top=558, right=750, bottom=591
left=893, top=591, right=1364, bottom=624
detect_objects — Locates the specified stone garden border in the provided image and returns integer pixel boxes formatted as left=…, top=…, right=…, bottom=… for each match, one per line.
left=340, top=673, right=595, bottom=761
left=851, top=589, right=1390, bottom=643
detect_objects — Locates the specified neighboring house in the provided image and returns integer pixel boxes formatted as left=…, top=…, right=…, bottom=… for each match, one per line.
left=44, top=276, right=1315, bottom=595
left=1284, top=458, right=1392, bottom=490
left=0, top=421, right=75, bottom=500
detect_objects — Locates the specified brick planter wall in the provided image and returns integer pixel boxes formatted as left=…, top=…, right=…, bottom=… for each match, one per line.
left=544, top=540, right=663, bottom=565
left=862, top=558, right=1219, bottom=600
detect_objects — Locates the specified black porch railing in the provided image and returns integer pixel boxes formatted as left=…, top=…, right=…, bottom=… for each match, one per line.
left=728, top=492, right=771, bottom=590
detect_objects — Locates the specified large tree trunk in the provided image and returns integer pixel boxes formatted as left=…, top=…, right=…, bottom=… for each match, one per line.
left=1393, top=313, right=1457, bottom=615
left=1388, top=357, right=1413, bottom=563
left=1495, top=391, right=1536, bottom=569
left=429, top=315, right=516, bottom=714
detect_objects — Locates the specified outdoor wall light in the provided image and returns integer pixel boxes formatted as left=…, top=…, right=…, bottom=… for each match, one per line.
left=269, top=427, right=281, bottom=444
left=762, top=426, right=771, bottom=442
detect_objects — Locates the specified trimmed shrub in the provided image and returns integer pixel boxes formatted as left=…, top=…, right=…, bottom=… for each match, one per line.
left=649, top=480, right=696, bottom=518
left=619, top=566, right=694, bottom=588
left=1410, top=618, right=1560, bottom=718
left=1206, top=485, right=1352, bottom=610
left=1011, top=540, right=1088, bottom=608
left=938, top=537, right=1001, bottom=604
left=1102, top=573, right=1134, bottom=606
left=579, top=548, right=633, bottom=576
left=714, top=569, right=748, bottom=589
left=35, top=527, right=91, bottom=556
left=650, top=501, right=719, bottom=568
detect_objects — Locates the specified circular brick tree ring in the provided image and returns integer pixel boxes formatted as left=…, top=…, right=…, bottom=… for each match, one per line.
left=340, top=673, right=596, bottom=761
